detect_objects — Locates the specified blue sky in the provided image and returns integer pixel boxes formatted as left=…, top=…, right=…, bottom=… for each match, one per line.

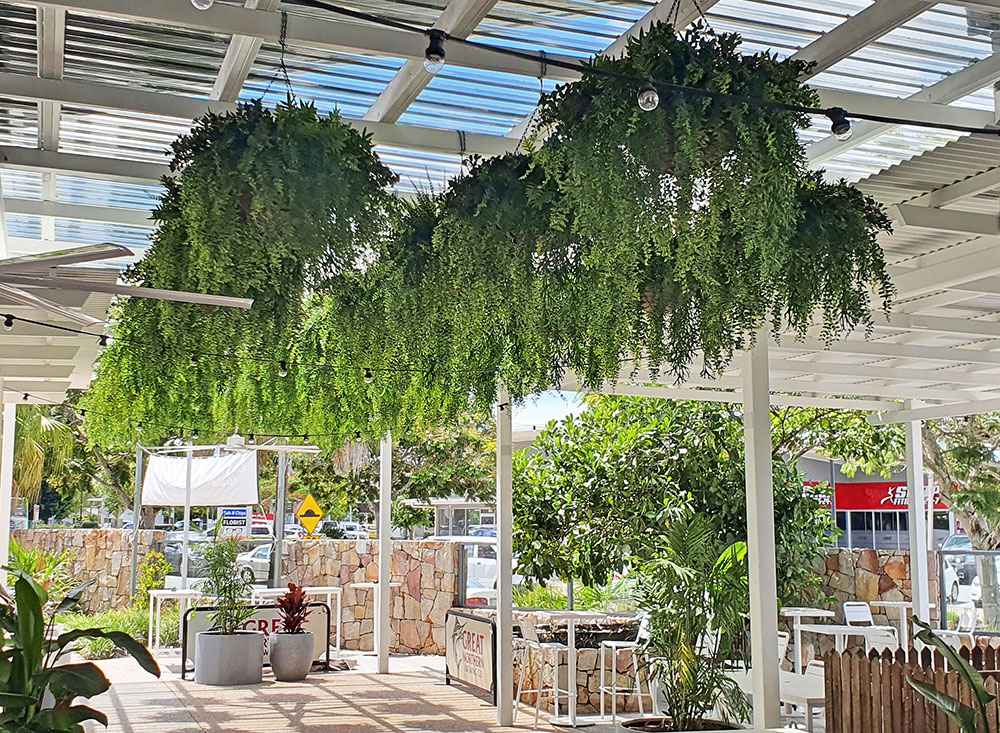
left=511, top=390, right=586, bottom=432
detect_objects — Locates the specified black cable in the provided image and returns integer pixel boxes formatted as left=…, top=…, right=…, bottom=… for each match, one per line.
left=288, top=0, right=1000, bottom=138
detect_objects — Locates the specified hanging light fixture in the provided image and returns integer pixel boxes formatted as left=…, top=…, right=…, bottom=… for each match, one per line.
left=278, top=360, right=288, bottom=378
left=191, top=0, right=214, bottom=9
left=826, top=107, right=852, bottom=141
left=3, top=314, right=13, bottom=330
left=364, top=368, right=374, bottom=384
left=424, top=29, right=446, bottom=75
left=637, top=82, right=660, bottom=112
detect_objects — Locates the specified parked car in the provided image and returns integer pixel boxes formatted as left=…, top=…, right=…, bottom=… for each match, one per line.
left=236, top=543, right=273, bottom=583
left=943, top=563, right=960, bottom=604
left=970, top=556, right=1000, bottom=607
left=162, top=530, right=209, bottom=577
left=325, top=520, right=368, bottom=539
left=942, top=534, right=976, bottom=584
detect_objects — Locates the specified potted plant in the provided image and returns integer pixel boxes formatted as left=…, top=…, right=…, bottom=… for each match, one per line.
left=0, top=571, right=159, bottom=731
left=269, top=583, right=314, bottom=681
left=194, top=538, right=263, bottom=686
left=625, top=514, right=752, bottom=731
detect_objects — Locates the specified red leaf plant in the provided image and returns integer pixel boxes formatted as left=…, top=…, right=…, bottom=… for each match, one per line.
left=276, top=583, right=312, bottom=634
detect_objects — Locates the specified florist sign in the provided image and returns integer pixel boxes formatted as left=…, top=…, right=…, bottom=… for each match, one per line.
left=445, top=610, right=495, bottom=700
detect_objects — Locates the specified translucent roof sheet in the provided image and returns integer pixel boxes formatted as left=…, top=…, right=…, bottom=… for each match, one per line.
left=59, top=107, right=188, bottom=163
left=0, top=3, right=38, bottom=78
left=56, top=176, right=162, bottom=211
left=63, top=12, right=227, bottom=97
left=53, top=220, right=153, bottom=249
left=1, top=170, right=42, bottom=201
left=0, top=97, right=37, bottom=148
left=6, top=214, right=40, bottom=240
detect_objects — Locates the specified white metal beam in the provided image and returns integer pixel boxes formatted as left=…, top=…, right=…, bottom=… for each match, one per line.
left=870, top=396, right=1000, bottom=424
left=870, top=311, right=1000, bottom=340
left=0, top=74, right=517, bottom=158
left=495, top=390, right=514, bottom=727
left=3, top=199, right=151, bottom=228
left=19, top=0, right=582, bottom=82
left=679, top=374, right=995, bottom=402
left=790, top=0, right=932, bottom=78
left=890, top=239, right=1000, bottom=298
left=363, top=0, right=498, bottom=124
left=808, top=52, right=1000, bottom=165
left=377, top=432, right=391, bottom=675
left=905, top=408, right=931, bottom=623
left=211, top=0, right=281, bottom=103
left=906, top=166, right=1000, bottom=208
left=0, top=399, right=13, bottom=586
left=36, top=6, right=65, bottom=152
left=815, top=88, right=995, bottom=131
left=743, top=334, right=780, bottom=729
left=888, top=204, right=1000, bottom=237
left=0, top=148, right=170, bottom=185
left=771, top=338, right=1000, bottom=367
left=769, top=358, right=1000, bottom=387
left=594, top=383, right=901, bottom=411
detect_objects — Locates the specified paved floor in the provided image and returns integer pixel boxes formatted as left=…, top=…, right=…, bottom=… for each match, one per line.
left=83, top=651, right=620, bottom=733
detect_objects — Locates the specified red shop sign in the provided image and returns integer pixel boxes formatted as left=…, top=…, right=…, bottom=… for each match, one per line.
left=812, top=482, right=948, bottom=512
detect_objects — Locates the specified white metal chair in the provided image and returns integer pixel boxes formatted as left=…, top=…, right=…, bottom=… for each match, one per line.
left=514, top=616, right=572, bottom=729
left=938, top=607, right=978, bottom=650
left=599, top=614, right=651, bottom=724
left=843, top=601, right=874, bottom=626
left=776, top=630, right=790, bottom=668
left=864, top=627, right=899, bottom=655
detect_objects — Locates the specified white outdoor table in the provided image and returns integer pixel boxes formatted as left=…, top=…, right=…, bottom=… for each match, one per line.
left=147, top=589, right=202, bottom=650
left=303, top=586, right=344, bottom=652
left=251, top=587, right=287, bottom=603
left=870, top=601, right=936, bottom=650
left=728, top=668, right=825, bottom=732
left=351, top=581, right=401, bottom=654
left=781, top=607, right=835, bottom=674
left=798, top=622, right=897, bottom=653
left=534, top=610, right=610, bottom=728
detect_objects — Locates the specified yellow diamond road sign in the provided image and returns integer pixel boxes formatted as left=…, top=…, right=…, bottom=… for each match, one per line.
left=296, top=494, right=323, bottom=535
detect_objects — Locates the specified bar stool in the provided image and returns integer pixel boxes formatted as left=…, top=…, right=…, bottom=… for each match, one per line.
left=599, top=614, right=650, bottom=724
left=514, top=615, right=572, bottom=729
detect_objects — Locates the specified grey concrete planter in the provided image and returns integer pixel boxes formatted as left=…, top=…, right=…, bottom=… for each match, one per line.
left=194, top=631, right=264, bottom=686
left=268, top=632, right=314, bottom=681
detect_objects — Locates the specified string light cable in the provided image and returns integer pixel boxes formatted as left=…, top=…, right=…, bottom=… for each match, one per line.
left=289, top=0, right=1000, bottom=140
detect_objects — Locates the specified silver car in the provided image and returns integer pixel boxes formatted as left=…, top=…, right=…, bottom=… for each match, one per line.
left=235, top=543, right=272, bottom=583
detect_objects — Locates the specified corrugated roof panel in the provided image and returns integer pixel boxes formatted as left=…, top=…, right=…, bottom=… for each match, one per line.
left=400, top=67, right=557, bottom=135
left=55, top=176, right=163, bottom=211
left=6, top=214, right=40, bottom=239
left=243, top=43, right=405, bottom=119
left=376, top=145, right=464, bottom=194
left=1, top=170, right=42, bottom=200
left=62, top=11, right=227, bottom=96
left=58, top=106, right=188, bottom=163
left=53, top=219, right=153, bottom=248
left=0, top=97, right=37, bottom=148
left=0, top=3, right=37, bottom=78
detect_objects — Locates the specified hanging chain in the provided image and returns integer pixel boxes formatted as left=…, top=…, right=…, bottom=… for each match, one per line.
left=262, top=10, right=294, bottom=100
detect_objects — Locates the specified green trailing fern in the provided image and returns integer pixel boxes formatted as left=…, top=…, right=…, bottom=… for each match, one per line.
left=84, top=25, right=893, bottom=447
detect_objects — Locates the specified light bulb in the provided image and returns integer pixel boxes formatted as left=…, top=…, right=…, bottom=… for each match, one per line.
left=136, top=422, right=143, bottom=433
left=424, top=29, right=446, bottom=75
left=3, top=315, right=13, bottom=330
left=278, top=360, right=288, bottom=378
left=364, top=368, right=374, bottom=384
left=191, top=0, right=214, bottom=9
left=827, top=108, right=852, bottom=141
left=192, top=430, right=200, bottom=441
left=637, top=83, right=659, bottom=112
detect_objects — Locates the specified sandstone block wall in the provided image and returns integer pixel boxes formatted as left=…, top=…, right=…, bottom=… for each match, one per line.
left=12, top=530, right=457, bottom=655
left=12, top=528, right=165, bottom=613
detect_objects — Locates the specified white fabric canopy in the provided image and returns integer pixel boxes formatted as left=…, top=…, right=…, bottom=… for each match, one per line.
left=141, top=451, right=258, bottom=507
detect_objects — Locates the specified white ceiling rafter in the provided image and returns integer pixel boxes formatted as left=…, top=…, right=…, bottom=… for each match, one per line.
left=807, top=53, right=1000, bottom=165
left=890, top=238, right=1000, bottom=298
left=363, top=0, right=499, bottom=125
left=0, top=74, right=517, bottom=159
left=887, top=204, right=1000, bottom=237
left=211, top=0, right=282, bottom=103
left=869, top=397, right=1000, bottom=424
left=905, top=166, right=1000, bottom=208
left=0, top=148, right=170, bottom=184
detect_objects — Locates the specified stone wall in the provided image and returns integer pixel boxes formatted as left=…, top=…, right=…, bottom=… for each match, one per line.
left=12, top=528, right=165, bottom=613
left=12, top=530, right=457, bottom=655
left=280, top=538, right=458, bottom=654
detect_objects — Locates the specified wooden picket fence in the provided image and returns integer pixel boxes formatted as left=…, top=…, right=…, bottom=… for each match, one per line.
left=825, top=647, right=1000, bottom=733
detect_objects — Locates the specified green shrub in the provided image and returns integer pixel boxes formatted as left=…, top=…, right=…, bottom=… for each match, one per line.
left=58, top=605, right=181, bottom=659
left=136, top=551, right=172, bottom=607
left=8, top=539, right=72, bottom=601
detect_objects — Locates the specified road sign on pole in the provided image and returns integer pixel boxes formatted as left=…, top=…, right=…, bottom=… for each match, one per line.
left=296, top=494, right=323, bottom=536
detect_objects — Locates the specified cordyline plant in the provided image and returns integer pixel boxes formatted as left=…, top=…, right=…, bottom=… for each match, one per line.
left=276, top=584, right=312, bottom=634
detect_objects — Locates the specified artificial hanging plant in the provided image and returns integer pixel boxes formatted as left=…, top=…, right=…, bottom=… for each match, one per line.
left=83, top=99, right=397, bottom=444
left=531, top=22, right=893, bottom=378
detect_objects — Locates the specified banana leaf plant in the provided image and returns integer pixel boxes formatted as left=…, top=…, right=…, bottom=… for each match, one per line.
left=907, top=616, right=995, bottom=733
left=0, top=570, right=160, bottom=732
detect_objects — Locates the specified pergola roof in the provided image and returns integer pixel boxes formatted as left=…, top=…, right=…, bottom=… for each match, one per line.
left=3, top=0, right=1000, bottom=415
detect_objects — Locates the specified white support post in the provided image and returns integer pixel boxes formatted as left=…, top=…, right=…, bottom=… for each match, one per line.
left=180, top=447, right=193, bottom=590
left=0, top=396, right=13, bottom=587
left=742, top=335, right=780, bottom=730
left=905, top=411, right=931, bottom=625
left=495, top=389, right=514, bottom=727
left=377, top=432, right=392, bottom=674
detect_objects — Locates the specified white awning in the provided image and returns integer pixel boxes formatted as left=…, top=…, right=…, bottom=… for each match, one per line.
left=141, top=450, right=258, bottom=507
